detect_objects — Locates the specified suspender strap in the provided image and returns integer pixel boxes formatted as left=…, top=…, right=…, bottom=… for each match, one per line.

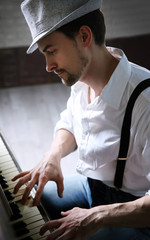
left=114, top=78, right=150, bottom=189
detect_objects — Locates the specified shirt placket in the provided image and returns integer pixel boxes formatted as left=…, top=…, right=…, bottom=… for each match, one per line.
left=78, top=111, right=90, bottom=161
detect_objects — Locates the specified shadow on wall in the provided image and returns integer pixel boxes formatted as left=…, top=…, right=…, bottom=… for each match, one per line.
left=0, top=47, right=60, bottom=88
left=0, top=34, right=150, bottom=88
left=106, top=34, right=150, bottom=70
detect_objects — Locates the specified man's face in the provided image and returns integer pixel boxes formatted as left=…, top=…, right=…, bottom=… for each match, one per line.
left=38, top=31, right=89, bottom=86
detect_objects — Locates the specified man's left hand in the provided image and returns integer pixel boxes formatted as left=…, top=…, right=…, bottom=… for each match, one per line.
left=40, top=207, right=98, bottom=240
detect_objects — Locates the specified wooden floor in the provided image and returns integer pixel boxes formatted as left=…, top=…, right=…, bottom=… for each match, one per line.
left=0, top=83, right=77, bottom=175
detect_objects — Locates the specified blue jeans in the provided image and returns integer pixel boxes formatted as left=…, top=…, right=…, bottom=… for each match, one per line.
left=40, top=174, right=150, bottom=240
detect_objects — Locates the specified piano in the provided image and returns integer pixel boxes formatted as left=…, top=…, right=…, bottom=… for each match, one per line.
left=0, top=132, right=50, bottom=240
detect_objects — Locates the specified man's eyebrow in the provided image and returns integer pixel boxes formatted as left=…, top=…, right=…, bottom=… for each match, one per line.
left=43, top=44, right=53, bottom=53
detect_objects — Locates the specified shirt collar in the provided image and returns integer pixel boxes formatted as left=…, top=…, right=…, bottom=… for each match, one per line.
left=72, top=47, right=132, bottom=110
left=101, top=47, right=131, bottom=110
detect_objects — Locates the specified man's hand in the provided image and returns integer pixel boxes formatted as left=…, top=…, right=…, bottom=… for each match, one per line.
left=12, top=129, right=77, bottom=206
left=12, top=151, right=64, bottom=205
left=40, top=207, right=98, bottom=240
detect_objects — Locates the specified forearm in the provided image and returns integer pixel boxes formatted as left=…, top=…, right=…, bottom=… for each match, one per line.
left=48, top=128, right=77, bottom=160
left=39, top=195, right=150, bottom=239
left=94, top=195, right=150, bottom=229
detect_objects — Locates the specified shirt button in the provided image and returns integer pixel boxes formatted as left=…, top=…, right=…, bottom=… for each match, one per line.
left=80, top=153, right=85, bottom=160
left=84, top=130, right=88, bottom=135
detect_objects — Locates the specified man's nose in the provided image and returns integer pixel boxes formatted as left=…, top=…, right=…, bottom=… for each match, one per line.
left=46, top=58, right=57, bottom=72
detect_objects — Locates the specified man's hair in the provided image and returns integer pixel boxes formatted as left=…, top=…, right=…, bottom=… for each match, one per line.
left=58, top=10, right=106, bottom=46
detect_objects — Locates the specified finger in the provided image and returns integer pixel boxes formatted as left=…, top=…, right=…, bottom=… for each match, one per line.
left=33, top=175, right=48, bottom=205
left=13, top=173, right=31, bottom=194
left=33, top=183, right=45, bottom=206
left=56, top=225, right=82, bottom=240
left=21, top=178, right=37, bottom=204
left=46, top=228, right=65, bottom=240
left=40, top=220, right=60, bottom=235
left=49, top=229, right=75, bottom=240
left=56, top=179, right=64, bottom=198
left=12, top=171, right=30, bottom=181
left=61, top=210, right=71, bottom=217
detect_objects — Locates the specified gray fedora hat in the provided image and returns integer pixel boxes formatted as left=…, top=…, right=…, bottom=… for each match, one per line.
left=21, top=0, right=102, bottom=54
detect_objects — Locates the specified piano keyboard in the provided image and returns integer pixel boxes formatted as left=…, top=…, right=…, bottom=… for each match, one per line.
left=0, top=132, right=50, bottom=240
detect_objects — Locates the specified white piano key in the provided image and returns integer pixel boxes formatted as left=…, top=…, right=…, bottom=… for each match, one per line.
left=2, top=166, right=18, bottom=174
left=12, top=202, right=41, bottom=220
left=9, top=195, right=25, bottom=203
left=3, top=181, right=19, bottom=191
left=0, top=133, right=51, bottom=240
left=2, top=171, right=19, bottom=182
left=11, top=212, right=43, bottom=226
left=22, top=208, right=41, bottom=219
left=18, top=202, right=40, bottom=214
left=12, top=188, right=26, bottom=198
left=0, top=161, right=16, bottom=170
left=24, top=214, right=43, bottom=225
left=0, top=147, right=9, bottom=156
left=14, top=220, right=46, bottom=239
left=27, top=219, right=45, bottom=230
left=1, top=172, right=18, bottom=183
left=0, top=154, right=12, bottom=163
left=18, top=225, right=50, bottom=240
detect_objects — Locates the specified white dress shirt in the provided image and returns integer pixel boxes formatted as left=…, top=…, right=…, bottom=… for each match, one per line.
left=55, top=47, right=150, bottom=197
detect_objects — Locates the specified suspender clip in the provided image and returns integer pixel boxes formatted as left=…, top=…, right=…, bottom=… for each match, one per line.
left=118, top=158, right=127, bottom=161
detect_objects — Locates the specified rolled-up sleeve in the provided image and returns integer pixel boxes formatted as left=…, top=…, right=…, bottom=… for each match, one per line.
left=54, top=96, right=74, bottom=135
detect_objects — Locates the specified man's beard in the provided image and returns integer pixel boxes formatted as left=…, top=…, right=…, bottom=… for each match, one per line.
left=60, top=56, right=89, bottom=87
left=61, top=71, right=81, bottom=86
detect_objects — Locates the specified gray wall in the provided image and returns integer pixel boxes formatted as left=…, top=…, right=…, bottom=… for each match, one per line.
left=0, top=0, right=150, bottom=48
left=102, top=0, right=150, bottom=39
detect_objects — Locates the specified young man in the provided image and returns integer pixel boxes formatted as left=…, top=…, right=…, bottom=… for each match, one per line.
left=12, top=0, right=150, bottom=239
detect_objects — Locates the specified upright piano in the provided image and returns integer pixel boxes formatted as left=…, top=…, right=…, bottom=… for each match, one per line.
left=0, top=132, right=50, bottom=240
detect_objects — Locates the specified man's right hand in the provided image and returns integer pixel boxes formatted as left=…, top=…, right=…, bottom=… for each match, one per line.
left=12, top=151, right=64, bottom=206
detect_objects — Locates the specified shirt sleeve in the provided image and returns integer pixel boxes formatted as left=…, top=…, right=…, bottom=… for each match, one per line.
left=140, top=110, right=150, bottom=183
left=54, top=95, right=74, bottom=136
left=143, top=138, right=150, bottom=196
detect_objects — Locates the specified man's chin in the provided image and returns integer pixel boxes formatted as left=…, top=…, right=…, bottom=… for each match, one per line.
left=61, top=77, right=78, bottom=87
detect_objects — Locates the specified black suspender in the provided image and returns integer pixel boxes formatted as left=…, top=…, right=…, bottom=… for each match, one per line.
left=114, top=78, right=150, bottom=189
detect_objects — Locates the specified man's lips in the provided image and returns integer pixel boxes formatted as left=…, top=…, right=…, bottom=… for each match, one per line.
left=55, top=70, right=65, bottom=77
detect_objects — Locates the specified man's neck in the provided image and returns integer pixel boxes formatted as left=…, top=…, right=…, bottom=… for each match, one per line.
left=85, top=45, right=119, bottom=103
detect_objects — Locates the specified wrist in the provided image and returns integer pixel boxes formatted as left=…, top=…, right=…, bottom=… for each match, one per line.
left=93, top=199, right=144, bottom=228
left=92, top=203, right=127, bottom=228
left=43, top=148, right=62, bottom=166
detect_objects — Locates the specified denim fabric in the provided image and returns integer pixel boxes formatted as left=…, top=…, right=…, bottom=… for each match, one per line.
left=40, top=174, right=150, bottom=240
left=40, top=174, right=92, bottom=219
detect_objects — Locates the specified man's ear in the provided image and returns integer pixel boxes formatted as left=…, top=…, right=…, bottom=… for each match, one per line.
left=79, top=25, right=92, bottom=47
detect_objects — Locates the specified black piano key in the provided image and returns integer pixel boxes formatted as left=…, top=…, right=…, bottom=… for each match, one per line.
left=10, top=202, right=23, bottom=221
left=12, top=221, right=27, bottom=231
left=10, top=201, right=19, bottom=209
left=10, top=202, right=20, bottom=215
left=21, top=237, right=33, bottom=240
left=1, top=182, right=9, bottom=189
left=0, top=134, right=48, bottom=240
left=15, top=227, right=30, bottom=237
left=0, top=175, right=6, bottom=184
left=4, top=190, right=15, bottom=201
left=10, top=212, right=23, bottom=221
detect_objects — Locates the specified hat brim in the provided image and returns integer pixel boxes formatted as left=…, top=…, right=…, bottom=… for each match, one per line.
left=27, top=0, right=101, bottom=54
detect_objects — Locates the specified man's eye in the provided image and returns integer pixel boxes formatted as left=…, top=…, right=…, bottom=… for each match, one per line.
left=47, top=50, right=56, bottom=55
